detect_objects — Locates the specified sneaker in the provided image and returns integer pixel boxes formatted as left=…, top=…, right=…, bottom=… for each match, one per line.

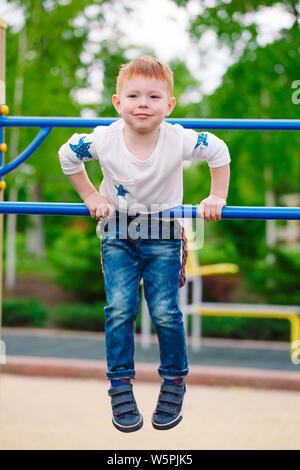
left=108, top=383, right=143, bottom=433
left=152, top=381, right=186, bottom=430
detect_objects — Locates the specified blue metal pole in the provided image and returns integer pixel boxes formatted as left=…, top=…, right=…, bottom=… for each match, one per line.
left=0, top=202, right=299, bottom=220
left=1, top=116, right=300, bottom=130
left=0, top=126, right=51, bottom=176
left=221, top=206, right=300, bottom=220
left=0, top=202, right=90, bottom=216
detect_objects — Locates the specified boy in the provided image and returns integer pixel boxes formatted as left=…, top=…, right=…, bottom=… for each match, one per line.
left=58, top=56, right=230, bottom=433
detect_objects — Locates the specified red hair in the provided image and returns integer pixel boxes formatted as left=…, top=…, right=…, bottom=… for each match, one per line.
left=116, top=56, right=174, bottom=96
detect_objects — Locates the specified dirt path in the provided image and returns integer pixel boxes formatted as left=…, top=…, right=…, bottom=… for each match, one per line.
left=1, top=374, right=300, bottom=450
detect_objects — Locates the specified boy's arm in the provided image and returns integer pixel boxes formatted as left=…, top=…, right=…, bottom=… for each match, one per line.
left=67, top=169, right=115, bottom=220
left=182, top=129, right=231, bottom=221
left=67, top=168, right=98, bottom=200
left=198, top=163, right=230, bottom=221
left=209, top=164, right=230, bottom=200
left=58, top=129, right=114, bottom=220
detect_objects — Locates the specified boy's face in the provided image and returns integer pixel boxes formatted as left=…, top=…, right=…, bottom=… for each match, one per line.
left=112, top=75, right=176, bottom=134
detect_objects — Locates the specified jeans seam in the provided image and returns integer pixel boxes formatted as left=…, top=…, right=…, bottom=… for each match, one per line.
left=129, top=271, right=141, bottom=372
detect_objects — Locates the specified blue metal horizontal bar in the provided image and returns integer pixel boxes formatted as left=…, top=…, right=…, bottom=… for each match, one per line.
left=0, top=127, right=52, bottom=176
left=0, top=202, right=89, bottom=216
left=1, top=117, right=300, bottom=130
left=221, top=206, right=300, bottom=220
left=0, top=202, right=299, bottom=219
left=155, top=205, right=300, bottom=220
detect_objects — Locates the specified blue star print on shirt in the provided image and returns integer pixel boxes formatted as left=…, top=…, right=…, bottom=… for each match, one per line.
left=69, top=136, right=93, bottom=160
left=194, top=132, right=208, bottom=149
left=115, top=184, right=130, bottom=199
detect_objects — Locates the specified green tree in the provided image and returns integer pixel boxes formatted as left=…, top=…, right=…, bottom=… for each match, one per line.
left=175, top=0, right=300, bottom=303
left=3, top=0, right=202, bottom=301
left=3, top=0, right=130, bottom=294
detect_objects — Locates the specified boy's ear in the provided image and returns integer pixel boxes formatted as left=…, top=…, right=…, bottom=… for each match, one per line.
left=165, top=97, right=176, bottom=117
left=112, top=94, right=121, bottom=114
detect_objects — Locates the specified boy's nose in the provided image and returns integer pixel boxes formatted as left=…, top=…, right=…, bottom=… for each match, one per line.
left=138, top=96, right=148, bottom=107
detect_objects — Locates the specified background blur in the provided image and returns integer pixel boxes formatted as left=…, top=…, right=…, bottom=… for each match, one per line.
left=1, top=0, right=299, bottom=341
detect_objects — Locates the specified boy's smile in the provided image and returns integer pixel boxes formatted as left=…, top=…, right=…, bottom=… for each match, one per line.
left=112, top=76, right=176, bottom=135
left=134, top=113, right=152, bottom=118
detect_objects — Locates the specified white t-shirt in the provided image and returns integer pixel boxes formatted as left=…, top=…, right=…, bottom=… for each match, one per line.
left=58, top=119, right=230, bottom=214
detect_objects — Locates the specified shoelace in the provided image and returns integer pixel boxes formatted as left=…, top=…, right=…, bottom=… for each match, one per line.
left=97, top=220, right=188, bottom=288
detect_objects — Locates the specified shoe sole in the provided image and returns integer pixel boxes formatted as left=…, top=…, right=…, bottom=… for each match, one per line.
left=112, top=415, right=143, bottom=433
left=152, top=414, right=182, bottom=430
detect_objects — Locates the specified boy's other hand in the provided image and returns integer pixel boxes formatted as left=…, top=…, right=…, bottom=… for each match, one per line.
left=83, top=191, right=115, bottom=220
left=197, top=194, right=226, bottom=221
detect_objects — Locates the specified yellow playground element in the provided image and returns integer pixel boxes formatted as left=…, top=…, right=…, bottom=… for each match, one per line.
left=184, top=243, right=238, bottom=278
left=185, top=302, right=300, bottom=359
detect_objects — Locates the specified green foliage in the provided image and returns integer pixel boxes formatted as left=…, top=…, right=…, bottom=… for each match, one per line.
left=4, top=0, right=130, bottom=210
left=171, top=0, right=299, bottom=55
left=246, top=246, right=300, bottom=305
left=48, top=299, right=142, bottom=332
left=2, top=298, right=48, bottom=327
left=4, top=1, right=203, bottom=306
left=178, top=0, right=300, bottom=307
left=49, top=302, right=106, bottom=331
left=48, top=224, right=105, bottom=302
left=1, top=295, right=291, bottom=341
left=198, top=239, right=241, bottom=265
left=169, top=59, right=200, bottom=118
left=202, top=316, right=289, bottom=341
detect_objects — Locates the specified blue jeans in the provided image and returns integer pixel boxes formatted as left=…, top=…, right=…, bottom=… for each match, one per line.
left=102, top=217, right=189, bottom=380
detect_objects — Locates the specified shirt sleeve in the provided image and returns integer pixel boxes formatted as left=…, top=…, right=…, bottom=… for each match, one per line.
left=183, top=129, right=231, bottom=168
left=58, top=130, right=99, bottom=175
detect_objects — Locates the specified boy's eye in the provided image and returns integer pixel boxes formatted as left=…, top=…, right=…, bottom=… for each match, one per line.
left=128, top=94, right=137, bottom=98
left=151, top=95, right=160, bottom=99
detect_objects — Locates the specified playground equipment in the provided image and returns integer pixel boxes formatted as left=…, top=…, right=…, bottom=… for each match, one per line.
left=140, top=225, right=300, bottom=354
left=0, top=19, right=299, bottom=358
left=0, top=202, right=299, bottom=218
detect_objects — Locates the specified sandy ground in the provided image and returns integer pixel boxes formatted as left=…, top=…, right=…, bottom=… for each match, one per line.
left=0, top=373, right=300, bottom=450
